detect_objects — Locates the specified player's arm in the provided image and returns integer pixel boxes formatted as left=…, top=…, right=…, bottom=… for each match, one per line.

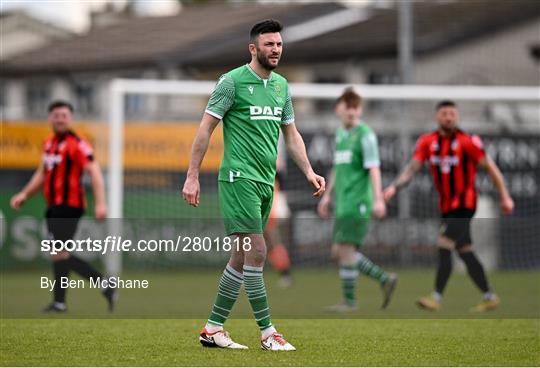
left=383, top=159, right=422, bottom=203
left=85, top=160, right=107, bottom=220
left=383, top=134, right=427, bottom=203
left=281, top=123, right=325, bottom=197
left=183, top=74, right=233, bottom=207
left=183, top=113, right=220, bottom=207
left=280, top=85, right=325, bottom=197
left=362, top=129, right=386, bottom=218
left=317, top=169, right=334, bottom=218
left=10, top=161, right=45, bottom=210
left=479, top=155, right=514, bottom=215
left=370, top=166, right=386, bottom=219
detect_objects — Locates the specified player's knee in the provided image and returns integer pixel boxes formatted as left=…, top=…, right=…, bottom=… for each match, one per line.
left=437, top=236, right=455, bottom=250
left=244, top=235, right=267, bottom=265
left=51, top=251, right=70, bottom=262
left=337, top=244, right=356, bottom=264
left=457, top=245, right=473, bottom=254
left=248, top=249, right=266, bottom=265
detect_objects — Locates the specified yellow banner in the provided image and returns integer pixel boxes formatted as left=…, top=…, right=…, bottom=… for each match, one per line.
left=1, top=122, right=223, bottom=171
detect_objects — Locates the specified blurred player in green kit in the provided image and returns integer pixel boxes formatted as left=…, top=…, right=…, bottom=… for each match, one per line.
left=318, top=88, right=397, bottom=312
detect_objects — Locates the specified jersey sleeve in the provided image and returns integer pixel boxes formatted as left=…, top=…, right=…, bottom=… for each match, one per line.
left=75, top=139, right=94, bottom=167
left=360, top=129, right=380, bottom=169
left=464, top=134, right=486, bottom=164
left=413, top=135, right=429, bottom=163
left=205, top=74, right=235, bottom=120
left=281, top=84, right=295, bottom=125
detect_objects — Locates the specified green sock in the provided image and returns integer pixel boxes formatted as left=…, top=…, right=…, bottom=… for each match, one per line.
left=207, top=264, right=243, bottom=327
left=356, top=252, right=389, bottom=283
left=243, top=265, right=272, bottom=330
left=340, top=265, right=358, bottom=305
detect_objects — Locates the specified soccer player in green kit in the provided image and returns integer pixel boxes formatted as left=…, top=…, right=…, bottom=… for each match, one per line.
left=318, top=88, right=397, bottom=312
left=182, top=20, right=325, bottom=351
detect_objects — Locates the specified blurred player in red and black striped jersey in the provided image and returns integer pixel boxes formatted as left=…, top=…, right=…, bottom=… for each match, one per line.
left=384, top=100, right=514, bottom=312
left=264, top=152, right=293, bottom=288
left=10, top=101, right=116, bottom=313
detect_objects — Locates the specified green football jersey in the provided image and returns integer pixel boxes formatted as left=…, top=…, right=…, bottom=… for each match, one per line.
left=205, top=64, right=294, bottom=186
left=333, top=122, right=380, bottom=217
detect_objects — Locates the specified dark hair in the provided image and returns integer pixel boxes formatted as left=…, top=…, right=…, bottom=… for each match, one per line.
left=48, top=100, right=74, bottom=113
left=250, top=19, right=283, bottom=42
left=336, top=87, right=362, bottom=108
left=436, top=100, right=457, bottom=111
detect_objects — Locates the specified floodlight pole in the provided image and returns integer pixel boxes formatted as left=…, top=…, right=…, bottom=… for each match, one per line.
left=398, top=0, right=414, bottom=84
left=105, top=80, right=124, bottom=276
left=398, top=0, right=414, bottom=265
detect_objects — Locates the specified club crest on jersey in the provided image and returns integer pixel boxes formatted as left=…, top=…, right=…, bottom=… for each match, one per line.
left=44, top=153, right=62, bottom=170
left=274, top=83, right=281, bottom=96
left=249, top=105, right=282, bottom=121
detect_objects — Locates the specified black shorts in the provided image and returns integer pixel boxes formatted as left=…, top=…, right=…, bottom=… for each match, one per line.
left=440, top=209, right=475, bottom=248
left=45, top=205, right=84, bottom=242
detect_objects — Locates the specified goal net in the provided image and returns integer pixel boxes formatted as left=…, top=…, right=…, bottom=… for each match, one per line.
left=102, top=79, right=540, bottom=275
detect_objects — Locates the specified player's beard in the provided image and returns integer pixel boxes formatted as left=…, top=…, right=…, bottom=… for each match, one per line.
left=52, top=122, right=69, bottom=135
left=440, top=122, right=457, bottom=135
left=256, top=49, right=279, bottom=71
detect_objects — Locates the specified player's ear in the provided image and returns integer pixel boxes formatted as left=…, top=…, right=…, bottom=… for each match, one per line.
left=248, top=42, right=256, bottom=56
left=334, top=102, right=341, bottom=115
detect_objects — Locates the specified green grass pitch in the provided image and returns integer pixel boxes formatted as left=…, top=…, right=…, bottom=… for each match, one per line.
left=2, top=319, right=538, bottom=366
left=1, top=269, right=539, bottom=366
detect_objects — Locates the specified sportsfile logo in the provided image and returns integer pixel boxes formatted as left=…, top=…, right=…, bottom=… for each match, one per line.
left=249, top=105, right=282, bottom=121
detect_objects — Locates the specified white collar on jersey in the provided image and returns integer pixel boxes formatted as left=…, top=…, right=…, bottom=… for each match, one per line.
left=245, top=63, right=273, bottom=87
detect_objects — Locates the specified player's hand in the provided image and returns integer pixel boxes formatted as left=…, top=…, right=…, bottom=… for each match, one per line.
left=94, top=202, right=107, bottom=221
left=182, top=176, right=200, bottom=207
left=317, top=194, right=331, bottom=219
left=307, top=171, right=325, bottom=197
left=330, top=243, right=340, bottom=261
left=501, top=194, right=514, bottom=215
left=10, top=192, right=27, bottom=210
left=383, top=185, right=396, bottom=203
left=372, top=198, right=386, bottom=219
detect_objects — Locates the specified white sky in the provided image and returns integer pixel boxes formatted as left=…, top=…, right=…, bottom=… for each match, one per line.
left=0, top=0, right=180, bottom=32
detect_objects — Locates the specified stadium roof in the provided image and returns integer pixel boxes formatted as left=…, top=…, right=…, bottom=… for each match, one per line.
left=2, top=0, right=539, bottom=76
left=0, top=10, right=74, bottom=37
left=0, top=2, right=343, bottom=75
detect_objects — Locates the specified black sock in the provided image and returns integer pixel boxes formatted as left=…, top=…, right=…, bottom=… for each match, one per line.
left=67, top=255, right=102, bottom=282
left=435, top=248, right=452, bottom=294
left=459, top=251, right=490, bottom=293
left=53, top=260, right=70, bottom=303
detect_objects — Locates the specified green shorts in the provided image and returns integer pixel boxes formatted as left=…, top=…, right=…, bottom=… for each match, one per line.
left=219, top=179, right=273, bottom=235
left=333, top=202, right=372, bottom=247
